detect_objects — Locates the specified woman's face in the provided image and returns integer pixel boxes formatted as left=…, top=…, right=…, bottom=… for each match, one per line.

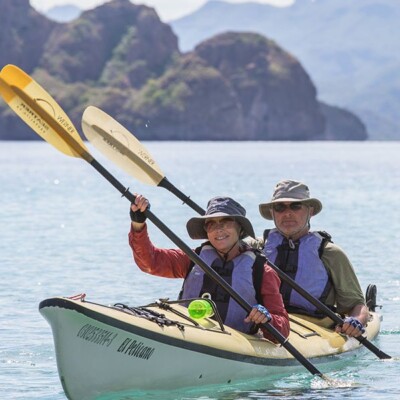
left=204, top=217, right=241, bottom=255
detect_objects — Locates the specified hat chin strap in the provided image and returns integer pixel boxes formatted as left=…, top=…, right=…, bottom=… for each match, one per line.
left=213, top=231, right=243, bottom=261
left=273, top=208, right=312, bottom=249
left=214, top=240, right=240, bottom=261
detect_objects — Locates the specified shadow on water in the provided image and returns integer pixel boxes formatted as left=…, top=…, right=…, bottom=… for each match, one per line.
left=95, top=369, right=363, bottom=400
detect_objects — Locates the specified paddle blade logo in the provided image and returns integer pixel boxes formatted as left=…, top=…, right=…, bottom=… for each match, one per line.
left=35, top=98, right=56, bottom=117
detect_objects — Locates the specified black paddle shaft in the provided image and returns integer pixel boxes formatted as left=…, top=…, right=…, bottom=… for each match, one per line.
left=159, top=177, right=206, bottom=215
left=89, top=158, right=325, bottom=377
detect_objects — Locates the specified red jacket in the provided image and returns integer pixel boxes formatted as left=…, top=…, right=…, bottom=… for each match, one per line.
left=129, top=224, right=290, bottom=341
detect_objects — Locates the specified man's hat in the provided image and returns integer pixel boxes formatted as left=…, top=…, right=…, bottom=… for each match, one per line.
left=259, top=180, right=322, bottom=220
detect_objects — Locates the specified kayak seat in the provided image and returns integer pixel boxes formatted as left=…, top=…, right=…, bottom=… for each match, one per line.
left=366, top=284, right=380, bottom=312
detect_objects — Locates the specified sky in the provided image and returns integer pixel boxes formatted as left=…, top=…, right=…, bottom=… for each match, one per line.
left=30, top=0, right=294, bottom=21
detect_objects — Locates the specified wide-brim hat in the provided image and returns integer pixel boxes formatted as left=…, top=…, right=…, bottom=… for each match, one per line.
left=259, top=180, right=322, bottom=220
left=186, top=196, right=255, bottom=239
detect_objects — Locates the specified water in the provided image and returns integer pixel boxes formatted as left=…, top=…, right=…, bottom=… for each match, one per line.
left=1, top=141, right=399, bottom=399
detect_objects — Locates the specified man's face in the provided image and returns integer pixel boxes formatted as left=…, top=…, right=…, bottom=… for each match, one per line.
left=271, top=202, right=313, bottom=239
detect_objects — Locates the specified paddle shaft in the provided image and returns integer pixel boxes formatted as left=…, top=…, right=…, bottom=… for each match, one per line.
left=89, top=158, right=324, bottom=377
left=158, top=177, right=206, bottom=215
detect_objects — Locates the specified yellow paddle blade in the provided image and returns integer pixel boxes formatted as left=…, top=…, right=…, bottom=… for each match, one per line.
left=81, top=106, right=165, bottom=186
left=0, top=64, right=91, bottom=160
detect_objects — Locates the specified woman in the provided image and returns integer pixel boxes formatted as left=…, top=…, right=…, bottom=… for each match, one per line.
left=129, top=195, right=289, bottom=341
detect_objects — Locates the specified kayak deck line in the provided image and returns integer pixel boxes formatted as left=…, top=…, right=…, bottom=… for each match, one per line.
left=39, top=296, right=380, bottom=362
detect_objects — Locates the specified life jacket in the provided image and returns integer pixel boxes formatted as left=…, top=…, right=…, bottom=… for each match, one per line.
left=180, top=242, right=265, bottom=334
left=263, top=229, right=333, bottom=317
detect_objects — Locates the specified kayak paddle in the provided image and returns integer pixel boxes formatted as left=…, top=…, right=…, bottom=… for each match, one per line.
left=80, top=105, right=391, bottom=360
left=82, top=106, right=205, bottom=215
left=0, top=64, right=330, bottom=379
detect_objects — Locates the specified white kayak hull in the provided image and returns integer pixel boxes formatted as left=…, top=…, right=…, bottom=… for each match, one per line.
left=39, top=296, right=381, bottom=400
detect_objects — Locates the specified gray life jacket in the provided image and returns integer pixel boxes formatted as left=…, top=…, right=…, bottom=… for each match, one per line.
left=263, top=229, right=333, bottom=317
left=180, top=243, right=263, bottom=334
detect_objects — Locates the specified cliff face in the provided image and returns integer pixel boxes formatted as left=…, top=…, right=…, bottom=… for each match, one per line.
left=39, top=0, right=179, bottom=86
left=194, top=33, right=325, bottom=140
left=126, top=53, right=246, bottom=140
left=0, top=0, right=56, bottom=73
left=125, top=33, right=326, bottom=140
left=319, top=102, right=367, bottom=140
left=0, top=0, right=366, bottom=140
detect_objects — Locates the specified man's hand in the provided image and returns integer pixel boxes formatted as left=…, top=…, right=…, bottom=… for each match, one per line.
left=335, top=317, right=365, bottom=337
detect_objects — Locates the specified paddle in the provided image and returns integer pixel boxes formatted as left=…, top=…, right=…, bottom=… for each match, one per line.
left=80, top=108, right=391, bottom=361
left=0, top=64, right=328, bottom=379
left=81, top=106, right=205, bottom=215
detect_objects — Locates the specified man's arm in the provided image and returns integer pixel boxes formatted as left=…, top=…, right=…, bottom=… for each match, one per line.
left=322, top=243, right=368, bottom=337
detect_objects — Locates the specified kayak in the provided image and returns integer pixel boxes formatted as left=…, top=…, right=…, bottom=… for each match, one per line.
left=39, top=294, right=381, bottom=400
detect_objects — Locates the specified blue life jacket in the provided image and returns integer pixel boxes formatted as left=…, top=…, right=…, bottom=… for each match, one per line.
left=180, top=243, right=264, bottom=333
left=263, top=229, right=333, bottom=316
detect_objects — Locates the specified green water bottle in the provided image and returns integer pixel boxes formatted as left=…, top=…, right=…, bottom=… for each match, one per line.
left=188, top=299, right=214, bottom=319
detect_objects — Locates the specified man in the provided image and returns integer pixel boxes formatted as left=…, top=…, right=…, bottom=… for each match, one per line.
left=129, top=194, right=289, bottom=341
left=258, top=179, right=368, bottom=337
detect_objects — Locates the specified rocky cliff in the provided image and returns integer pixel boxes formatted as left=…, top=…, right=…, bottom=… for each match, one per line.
left=0, top=0, right=367, bottom=140
left=171, top=0, right=399, bottom=140
left=0, top=0, right=56, bottom=74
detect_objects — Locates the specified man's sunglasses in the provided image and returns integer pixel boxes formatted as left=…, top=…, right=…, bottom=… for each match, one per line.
left=272, top=202, right=304, bottom=213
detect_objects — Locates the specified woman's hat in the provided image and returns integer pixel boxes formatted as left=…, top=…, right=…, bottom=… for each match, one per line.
left=186, top=196, right=255, bottom=239
left=259, top=180, right=322, bottom=220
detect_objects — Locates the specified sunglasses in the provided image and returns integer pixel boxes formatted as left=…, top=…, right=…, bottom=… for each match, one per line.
left=204, top=217, right=236, bottom=233
left=272, top=202, right=304, bottom=213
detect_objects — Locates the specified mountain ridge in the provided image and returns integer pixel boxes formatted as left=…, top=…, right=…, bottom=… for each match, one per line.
left=0, top=0, right=366, bottom=141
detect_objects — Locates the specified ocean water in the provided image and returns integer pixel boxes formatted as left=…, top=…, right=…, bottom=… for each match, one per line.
left=1, top=140, right=399, bottom=399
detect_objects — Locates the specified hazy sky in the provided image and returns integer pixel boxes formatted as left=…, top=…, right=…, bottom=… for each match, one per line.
left=30, top=0, right=294, bottom=21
